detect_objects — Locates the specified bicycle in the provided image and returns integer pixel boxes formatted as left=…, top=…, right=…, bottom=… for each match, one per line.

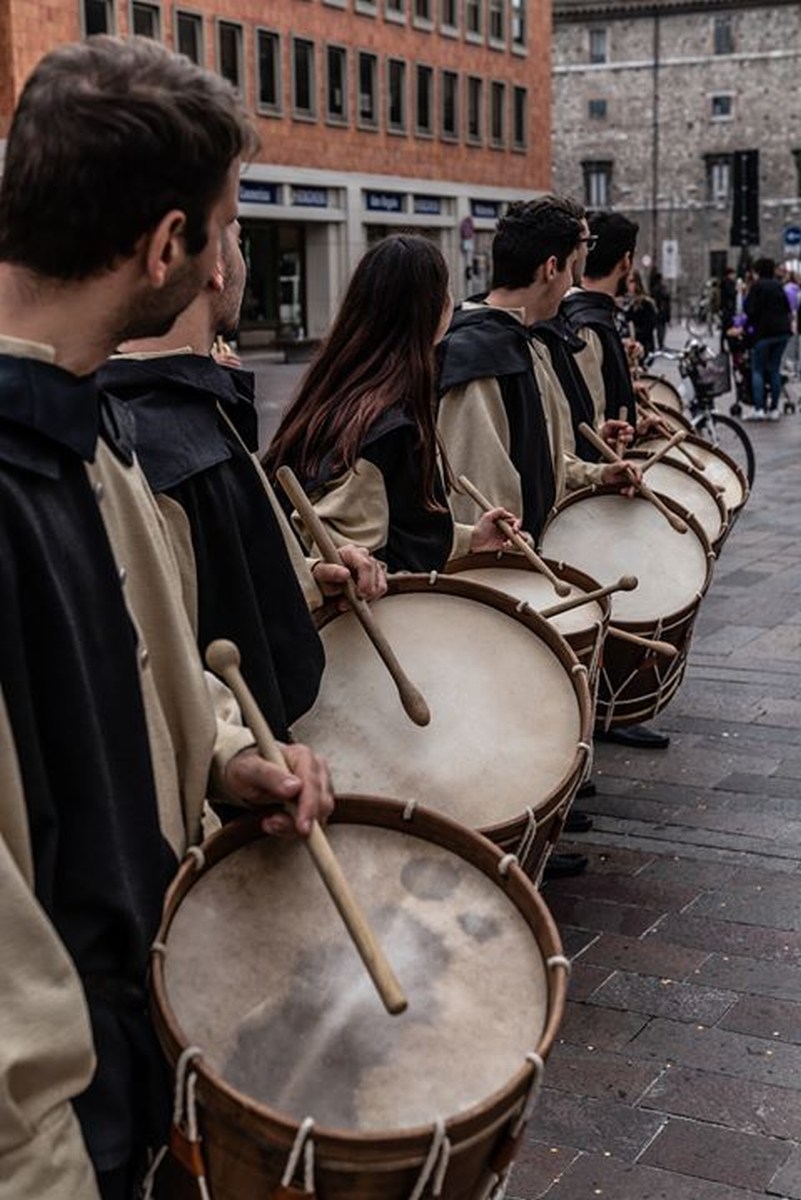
left=644, top=340, right=756, bottom=488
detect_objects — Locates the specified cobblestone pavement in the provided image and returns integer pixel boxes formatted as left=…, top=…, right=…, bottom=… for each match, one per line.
left=247, top=342, right=801, bottom=1199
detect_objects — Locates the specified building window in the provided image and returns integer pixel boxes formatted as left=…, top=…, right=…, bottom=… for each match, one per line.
left=356, top=0, right=378, bottom=15
left=512, top=85, right=526, bottom=149
left=441, top=0, right=458, bottom=29
left=217, top=21, right=243, bottom=95
left=257, top=29, right=281, bottom=113
left=467, top=76, right=483, bottom=143
left=588, top=98, right=607, bottom=120
left=490, top=80, right=505, bottom=146
left=83, top=0, right=114, bottom=33
left=292, top=38, right=316, bottom=118
left=386, top=0, right=405, bottom=19
left=583, top=160, right=612, bottom=209
left=441, top=70, right=458, bottom=140
left=589, top=27, right=608, bottom=63
left=488, top=0, right=505, bottom=43
left=387, top=59, right=407, bottom=132
left=713, top=14, right=733, bottom=54
left=415, top=64, right=434, bottom=135
left=131, top=2, right=160, bottom=38
left=706, top=154, right=732, bottom=202
left=511, top=0, right=525, bottom=47
left=465, top=0, right=481, bottom=36
left=414, top=0, right=433, bottom=22
left=326, top=45, right=347, bottom=123
left=358, top=52, right=378, bottom=128
left=176, top=11, right=203, bottom=63
left=711, top=94, right=733, bottom=120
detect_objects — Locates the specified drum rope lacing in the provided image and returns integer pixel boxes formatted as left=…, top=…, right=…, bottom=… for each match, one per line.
left=480, top=1052, right=546, bottom=1200
left=185, top=844, right=206, bottom=871
left=280, top=1116, right=316, bottom=1192
left=408, top=1117, right=451, bottom=1200
left=141, top=1045, right=210, bottom=1200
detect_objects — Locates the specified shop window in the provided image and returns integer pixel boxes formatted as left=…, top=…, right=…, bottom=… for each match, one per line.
left=292, top=38, right=316, bottom=119
left=176, top=11, right=203, bottom=63
left=358, top=52, right=378, bottom=128
left=131, top=1, right=159, bottom=38
left=588, top=98, right=607, bottom=119
left=512, top=85, right=526, bottom=150
left=467, top=76, right=482, bottom=143
left=240, top=222, right=306, bottom=339
left=83, top=0, right=114, bottom=32
left=713, top=14, right=733, bottom=54
left=589, top=27, right=608, bottom=63
left=441, top=70, right=458, bottom=140
left=511, top=0, right=525, bottom=47
left=217, top=21, right=243, bottom=95
left=582, top=160, right=612, bottom=208
left=488, top=0, right=504, bottom=44
left=415, top=64, right=433, bottom=135
left=387, top=59, right=407, bottom=132
left=326, top=45, right=348, bottom=123
left=257, top=29, right=281, bottom=113
left=490, top=80, right=505, bottom=146
left=465, top=0, right=481, bottom=37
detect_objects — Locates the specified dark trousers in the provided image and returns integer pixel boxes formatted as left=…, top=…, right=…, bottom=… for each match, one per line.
left=752, top=334, right=789, bottom=410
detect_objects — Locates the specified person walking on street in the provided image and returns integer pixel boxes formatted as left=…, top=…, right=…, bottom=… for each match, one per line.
left=743, top=258, right=792, bottom=420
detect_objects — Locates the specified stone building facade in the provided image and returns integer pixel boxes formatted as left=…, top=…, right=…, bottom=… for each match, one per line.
left=552, top=0, right=801, bottom=309
left=0, top=0, right=552, bottom=341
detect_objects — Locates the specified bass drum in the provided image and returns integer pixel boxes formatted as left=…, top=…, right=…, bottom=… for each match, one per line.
left=637, top=373, right=684, bottom=414
left=150, top=801, right=569, bottom=1199
left=623, top=451, right=730, bottom=555
left=637, top=432, right=749, bottom=525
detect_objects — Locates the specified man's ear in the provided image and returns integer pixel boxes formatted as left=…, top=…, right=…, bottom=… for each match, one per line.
left=143, top=209, right=188, bottom=289
left=543, top=254, right=560, bottom=282
left=208, top=262, right=225, bottom=294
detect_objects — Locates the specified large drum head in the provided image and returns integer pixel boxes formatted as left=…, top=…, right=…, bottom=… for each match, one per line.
left=626, top=454, right=727, bottom=551
left=541, top=491, right=711, bottom=624
left=161, top=815, right=552, bottom=1134
left=646, top=435, right=747, bottom=515
left=639, top=374, right=684, bottom=413
left=294, top=581, right=585, bottom=827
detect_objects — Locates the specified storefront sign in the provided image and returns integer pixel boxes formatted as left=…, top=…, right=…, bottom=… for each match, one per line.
left=293, top=186, right=329, bottom=208
left=239, top=180, right=280, bottom=205
left=413, top=195, right=442, bottom=216
left=366, top=190, right=404, bottom=213
left=471, top=200, right=501, bottom=220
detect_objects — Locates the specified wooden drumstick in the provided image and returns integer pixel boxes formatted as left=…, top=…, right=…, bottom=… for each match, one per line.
left=639, top=429, right=688, bottom=473
left=456, top=474, right=571, bottom=597
left=538, top=574, right=638, bottom=620
left=205, top=639, right=408, bottom=1017
left=614, top=405, right=629, bottom=459
left=577, top=423, right=689, bottom=535
left=276, top=466, right=431, bottom=728
left=637, top=399, right=707, bottom=473
left=605, top=626, right=678, bottom=658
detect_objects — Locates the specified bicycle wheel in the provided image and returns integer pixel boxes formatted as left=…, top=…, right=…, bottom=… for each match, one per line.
left=693, top=411, right=756, bottom=489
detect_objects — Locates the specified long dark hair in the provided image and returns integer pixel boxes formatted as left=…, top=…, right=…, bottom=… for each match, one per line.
left=265, top=234, right=450, bottom=509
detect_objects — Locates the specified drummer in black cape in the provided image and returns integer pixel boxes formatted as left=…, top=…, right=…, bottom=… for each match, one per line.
left=100, top=215, right=387, bottom=758
left=561, top=211, right=671, bottom=751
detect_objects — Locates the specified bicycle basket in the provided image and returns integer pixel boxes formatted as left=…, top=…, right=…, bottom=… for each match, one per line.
left=690, top=351, right=731, bottom=396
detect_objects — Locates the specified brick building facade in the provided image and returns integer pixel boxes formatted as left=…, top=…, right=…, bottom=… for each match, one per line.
left=552, top=0, right=801, bottom=309
left=0, top=0, right=552, bottom=341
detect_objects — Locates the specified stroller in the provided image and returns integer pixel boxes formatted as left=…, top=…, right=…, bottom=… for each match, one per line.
left=727, top=318, right=798, bottom=417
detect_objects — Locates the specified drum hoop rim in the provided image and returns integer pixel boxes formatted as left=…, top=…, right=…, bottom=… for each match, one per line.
left=643, top=433, right=748, bottom=503
left=150, top=797, right=569, bottom=1154
left=623, top=450, right=729, bottom=528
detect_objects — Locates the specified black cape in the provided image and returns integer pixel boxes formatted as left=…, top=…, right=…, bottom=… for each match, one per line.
left=437, top=305, right=556, bottom=540
left=0, top=355, right=175, bottom=1170
left=530, top=315, right=601, bottom=463
left=561, top=289, right=637, bottom=425
left=99, top=354, right=324, bottom=740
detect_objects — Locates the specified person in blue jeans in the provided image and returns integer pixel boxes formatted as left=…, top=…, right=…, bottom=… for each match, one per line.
left=744, top=258, right=792, bottom=420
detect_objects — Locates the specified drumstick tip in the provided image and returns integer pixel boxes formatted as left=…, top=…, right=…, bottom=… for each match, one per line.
left=205, top=638, right=241, bottom=675
left=619, top=575, right=639, bottom=591
left=555, top=580, right=571, bottom=597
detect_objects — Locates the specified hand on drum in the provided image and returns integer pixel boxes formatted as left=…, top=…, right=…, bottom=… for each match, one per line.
left=469, top=506, right=525, bottom=554
left=601, top=460, right=642, bottom=498
left=223, top=744, right=335, bottom=837
left=600, top=418, right=634, bottom=450
left=312, top=544, right=388, bottom=605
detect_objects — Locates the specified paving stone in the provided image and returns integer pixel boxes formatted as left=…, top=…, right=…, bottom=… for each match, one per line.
left=641, top=1065, right=801, bottom=1140
left=545, top=1043, right=664, bottom=1103
left=652, top=911, right=801, bottom=963
left=543, top=872, right=701, bottom=911
left=545, top=1151, right=769, bottom=1199
left=768, top=1146, right=801, bottom=1199
left=717, top=770, right=801, bottom=798
left=590, top=971, right=738, bottom=1024
left=686, top=881, right=801, bottom=931
left=576, top=827, right=799, bottom=872
left=529, top=1088, right=665, bottom=1160
left=558, top=841, right=657, bottom=876
left=505, top=1141, right=580, bottom=1199
left=629, top=1018, right=801, bottom=1088
left=568, top=962, right=612, bottom=1001
left=694, top=952, right=801, bottom=1003
left=639, top=1117, right=793, bottom=1191
left=576, top=932, right=710, bottom=979
left=558, top=925, right=598, bottom=960
left=557, top=1002, right=648, bottom=1052
left=718, top=993, right=801, bottom=1044
left=545, top=894, right=665, bottom=937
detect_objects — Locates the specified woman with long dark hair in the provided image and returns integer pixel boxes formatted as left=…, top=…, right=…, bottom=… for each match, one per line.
left=265, top=235, right=519, bottom=572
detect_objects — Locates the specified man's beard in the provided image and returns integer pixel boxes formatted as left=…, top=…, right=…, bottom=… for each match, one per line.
left=116, top=256, right=207, bottom=342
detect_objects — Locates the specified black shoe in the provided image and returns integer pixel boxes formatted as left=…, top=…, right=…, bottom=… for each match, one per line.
left=564, top=809, right=593, bottom=833
left=576, top=780, right=597, bottom=799
left=595, top=723, right=670, bottom=749
left=543, top=851, right=588, bottom=879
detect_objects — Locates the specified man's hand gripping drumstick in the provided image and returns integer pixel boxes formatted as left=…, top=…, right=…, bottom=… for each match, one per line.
left=276, top=465, right=431, bottom=727
left=578, top=422, right=689, bottom=534
left=206, top=639, right=408, bottom=1016
left=457, top=475, right=571, bottom=597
